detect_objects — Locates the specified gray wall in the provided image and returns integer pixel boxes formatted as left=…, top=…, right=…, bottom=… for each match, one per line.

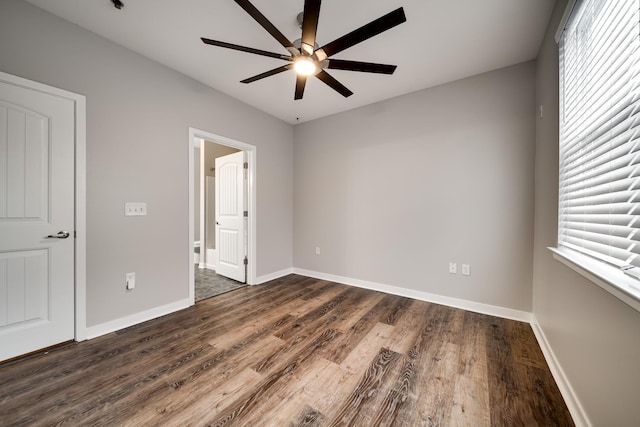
left=0, top=0, right=293, bottom=327
left=293, top=62, right=536, bottom=312
left=533, top=1, right=640, bottom=425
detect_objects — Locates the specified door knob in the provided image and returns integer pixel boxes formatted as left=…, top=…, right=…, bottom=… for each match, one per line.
left=46, top=231, right=70, bottom=239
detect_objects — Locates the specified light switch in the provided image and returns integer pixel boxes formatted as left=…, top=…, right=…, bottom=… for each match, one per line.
left=126, top=272, right=135, bottom=290
left=125, top=202, right=147, bottom=216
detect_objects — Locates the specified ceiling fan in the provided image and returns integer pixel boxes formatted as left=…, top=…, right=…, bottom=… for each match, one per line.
left=201, top=0, right=406, bottom=100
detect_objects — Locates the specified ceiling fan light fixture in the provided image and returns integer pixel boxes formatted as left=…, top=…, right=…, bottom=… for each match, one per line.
left=201, top=1, right=406, bottom=100
left=293, top=56, right=317, bottom=76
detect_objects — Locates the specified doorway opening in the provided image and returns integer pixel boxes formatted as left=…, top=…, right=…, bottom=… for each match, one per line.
left=188, top=128, right=256, bottom=305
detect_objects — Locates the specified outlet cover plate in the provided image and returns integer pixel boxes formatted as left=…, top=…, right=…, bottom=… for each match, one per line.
left=449, top=262, right=457, bottom=274
left=462, top=264, right=471, bottom=276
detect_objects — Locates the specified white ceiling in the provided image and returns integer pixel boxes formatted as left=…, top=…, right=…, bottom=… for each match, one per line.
left=24, top=0, right=556, bottom=124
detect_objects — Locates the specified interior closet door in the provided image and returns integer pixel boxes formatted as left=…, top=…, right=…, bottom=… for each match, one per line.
left=214, top=151, right=246, bottom=282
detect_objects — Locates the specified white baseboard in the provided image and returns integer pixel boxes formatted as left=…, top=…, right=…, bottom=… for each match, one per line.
left=83, top=298, right=190, bottom=340
left=530, top=315, right=592, bottom=427
left=292, top=268, right=532, bottom=322
left=256, top=267, right=294, bottom=285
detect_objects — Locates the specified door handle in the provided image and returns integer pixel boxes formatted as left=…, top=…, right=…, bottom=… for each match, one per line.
left=46, top=231, right=70, bottom=239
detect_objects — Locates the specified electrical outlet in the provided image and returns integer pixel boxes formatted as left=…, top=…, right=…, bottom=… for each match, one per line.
left=315, top=247, right=321, bottom=255
left=126, top=272, right=135, bottom=290
left=449, top=262, right=457, bottom=274
left=462, top=264, right=471, bottom=276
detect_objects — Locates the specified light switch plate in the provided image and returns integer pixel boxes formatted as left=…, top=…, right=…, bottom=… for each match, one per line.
left=126, top=272, right=135, bottom=290
left=125, top=202, right=147, bottom=216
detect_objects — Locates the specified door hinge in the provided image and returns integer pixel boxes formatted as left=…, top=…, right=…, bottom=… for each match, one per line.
left=244, top=211, right=248, bottom=217
left=74, top=230, right=77, bottom=238
left=244, top=256, right=248, bottom=265
left=243, top=162, right=248, bottom=169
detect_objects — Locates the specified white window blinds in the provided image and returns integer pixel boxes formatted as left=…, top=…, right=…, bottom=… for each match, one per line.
left=558, top=0, right=640, bottom=269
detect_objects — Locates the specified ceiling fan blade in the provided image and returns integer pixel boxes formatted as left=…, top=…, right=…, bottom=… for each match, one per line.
left=327, top=59, right=397, bottom=74
left=234, top=0, right=295, bottom=50
left=201, top=38, right=291, bottom=60
left=295, top=74, right=308, bottom=100
left=315, top=70, right=353, bottom=97
left=318, top=7, right=406, bottom=58
left=300, top=0, right=322, bottom=55
left=240, top=64, right=293, bottom=84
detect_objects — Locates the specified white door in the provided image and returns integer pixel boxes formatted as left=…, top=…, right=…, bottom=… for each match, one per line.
left=0, top=77, right=75, bottom=362
left=215, top=151, right=246, bottom=282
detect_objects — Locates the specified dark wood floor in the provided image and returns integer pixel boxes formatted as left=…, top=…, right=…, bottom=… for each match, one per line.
left=0, top=275, right=574, bottom=426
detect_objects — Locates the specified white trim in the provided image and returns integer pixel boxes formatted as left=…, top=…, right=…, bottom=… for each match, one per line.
left=555, top=0, right=578, bottom=43
left=198, top=139, right=206, bottom=270
left=74, top=91, right=87, bottom=341
left=0, top=71, right=88, bottom=342
left=292, top=268, right=532, bottom=322
left=550, top=247, right=640, bottom=313
left=206, top=248, right=217, bottom=271
left=84, top=298, right=190, bottom=340
left=530, top=315, right=592, bottom=427
left=189, top=134, right=195, bottom=304
left=256, top=267, right=294, bottom=284
left=188, top=127, right=257, bottom=305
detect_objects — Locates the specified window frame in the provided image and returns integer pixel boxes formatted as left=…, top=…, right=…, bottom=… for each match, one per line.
left=552, top=0, right=640, bottom=312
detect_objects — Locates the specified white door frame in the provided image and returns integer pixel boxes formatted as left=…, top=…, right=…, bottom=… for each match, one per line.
left=0, top=71, right=87, bottom=342
left=188, top=127, right=256, bottom=305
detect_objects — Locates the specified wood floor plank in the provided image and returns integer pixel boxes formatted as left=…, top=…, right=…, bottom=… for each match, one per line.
left=381, top=303, right=457, bottom=426
left=449, top=311, right=491, bottom=426
left=299, top=322, right=396, bottom=419
left=320, top=293, right=406, bottom=365
left=414, top=340, right=461, bottom=425
left=251, top=286, right=374, bottom=376
left=368, top=353, right=418, bottom=427
left=507, top=319, right=549, bottom=370
left=450, top=374, right=491, bottom=427
left=292, top=405, right=325, bottom=427
left=0, top=276, right=575, bottom=427
left=274, top=286, right=361, bottom=342
left=206, top=280, right=345, bottom=351
left=118, top=335, right=286, bottom=427
left=486, top=317, right=539, bottom=426
left=205, top=328, right=341, bottom=426
left=233, top=355, right=333, bottom=427
left=384, top=299, right=430, bottom=354
left=327, top=347, right=401, bottom=426
left=1, top=323, right=207, bottom=426
left=523, top=365, right=575, bottom=427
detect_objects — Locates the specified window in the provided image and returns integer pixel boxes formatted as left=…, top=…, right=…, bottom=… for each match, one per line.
left=557, top=0, right=640, bottom=306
